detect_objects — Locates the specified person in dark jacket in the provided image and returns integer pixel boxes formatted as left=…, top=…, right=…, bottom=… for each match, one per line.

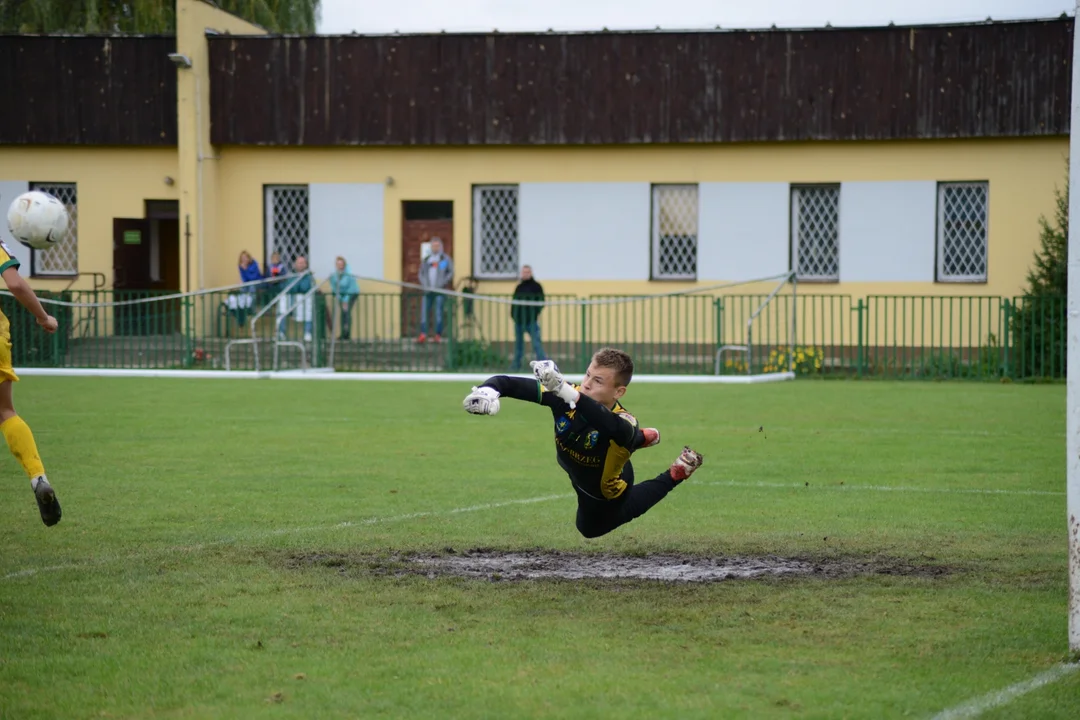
left=511, top=265, right=548, bottom=370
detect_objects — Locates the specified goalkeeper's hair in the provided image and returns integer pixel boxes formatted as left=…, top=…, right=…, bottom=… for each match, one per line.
left=591, top=347, right=634, bottom=387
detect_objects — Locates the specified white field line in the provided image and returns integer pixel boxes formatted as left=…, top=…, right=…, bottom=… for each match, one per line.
left=928, top=663, right=1080, bottom=719
left=0, top=493, right=571, bottom=583
left=14, top=367, right=795, bottom=384
left=701, top=481, right=1064, bottom=497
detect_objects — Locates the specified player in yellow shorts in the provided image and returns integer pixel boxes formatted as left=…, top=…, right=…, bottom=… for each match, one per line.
left=0, top=238, right=61, bottom=526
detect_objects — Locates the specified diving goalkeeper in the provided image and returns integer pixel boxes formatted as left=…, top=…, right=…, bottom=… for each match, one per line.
left=463, top=348, right=703, bottom=538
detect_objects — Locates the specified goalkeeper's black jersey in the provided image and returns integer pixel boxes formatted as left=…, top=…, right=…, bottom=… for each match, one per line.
left=480, top=376, right=646, bottom=501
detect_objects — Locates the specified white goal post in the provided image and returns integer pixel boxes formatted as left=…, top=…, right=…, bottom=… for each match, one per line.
left=1067, top=0, right=1080, bottom=659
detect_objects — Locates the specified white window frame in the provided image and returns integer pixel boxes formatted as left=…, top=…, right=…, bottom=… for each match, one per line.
left=790, top=184, right=841, bottom=283
left=264, top=184, right=310, bottom=267
left=29, top=181, right=78, bottom=277
left=650, top=184, right=698, bottom=281
left=471, top=184, right=519, bottom=280
left=936, top=181, right=989, bottom=283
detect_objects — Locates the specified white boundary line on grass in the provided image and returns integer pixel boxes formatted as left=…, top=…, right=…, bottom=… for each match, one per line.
left=928, top=663, right=1079, bottom=719
left=0, top=493, right=571, bottom=583
left=702, top=481, right=1065, bottom=497
left=14, top=367, right=796, bottom=385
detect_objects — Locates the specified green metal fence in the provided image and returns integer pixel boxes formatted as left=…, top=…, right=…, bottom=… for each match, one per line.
left=2, top=289, right=1068, bottom=380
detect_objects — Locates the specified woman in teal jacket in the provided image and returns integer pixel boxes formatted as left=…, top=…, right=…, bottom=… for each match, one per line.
left=329, top=256, right=361, bottom=340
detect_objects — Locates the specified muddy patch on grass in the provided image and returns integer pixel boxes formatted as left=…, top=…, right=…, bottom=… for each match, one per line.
left=285, top=548, right=954, bottom=583
left=413, top=550, right=815, bottom=582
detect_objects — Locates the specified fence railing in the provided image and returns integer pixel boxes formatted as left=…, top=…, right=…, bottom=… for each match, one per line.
left=1, top=288, right=1067, bottom=380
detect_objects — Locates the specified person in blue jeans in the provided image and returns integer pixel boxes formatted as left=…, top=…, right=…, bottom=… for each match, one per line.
left=329, top=255, right=360, bottom=340
left=511, top=264, right=547, bottom=370
left=417, top=237, right=454, bottom=343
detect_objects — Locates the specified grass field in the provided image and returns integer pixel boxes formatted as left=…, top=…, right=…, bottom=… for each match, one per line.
left=0, top=375, right=1076, bottom=719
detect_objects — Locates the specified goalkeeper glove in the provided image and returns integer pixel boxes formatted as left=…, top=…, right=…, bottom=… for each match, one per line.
left=463, top=386, right=501, bottom=415
left=530, top=360, right=579, bottom=408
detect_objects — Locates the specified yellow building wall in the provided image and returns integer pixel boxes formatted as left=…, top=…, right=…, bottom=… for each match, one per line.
left=0, top=134, right=1062, bottom=350
left=211, top=136, right=1066, bottom=345
left=212, top=136, right=1066, bottom=297
left=0, top=146, right=179, bottom=291
left=175, top=0, right=267, bottom=292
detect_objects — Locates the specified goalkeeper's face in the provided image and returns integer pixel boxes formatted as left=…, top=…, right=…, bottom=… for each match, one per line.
left=580, top=361, right=627, bottom=408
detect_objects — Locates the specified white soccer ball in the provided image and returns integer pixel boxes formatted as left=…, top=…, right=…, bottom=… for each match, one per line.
left=6, top=191, right=70, bottom=250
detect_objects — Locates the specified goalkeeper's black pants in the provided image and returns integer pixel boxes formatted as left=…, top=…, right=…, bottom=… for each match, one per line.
left=574, top=463, right=677, bottom=539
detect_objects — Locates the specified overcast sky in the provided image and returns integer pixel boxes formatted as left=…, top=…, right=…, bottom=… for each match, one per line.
left=316, top=0, right=1075, bottom=35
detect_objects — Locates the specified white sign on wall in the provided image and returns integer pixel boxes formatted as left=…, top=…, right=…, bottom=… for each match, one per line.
left=308, top=183, right=386, bottom=282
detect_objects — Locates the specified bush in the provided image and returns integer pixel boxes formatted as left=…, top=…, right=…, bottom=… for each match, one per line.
left=720, top=356, right=748, bottom=375
left=449, top=339, right=505, bottom=370
left=1010, top=165, right=1068, bottom=379
left=762, top=345, right=823, bottom=375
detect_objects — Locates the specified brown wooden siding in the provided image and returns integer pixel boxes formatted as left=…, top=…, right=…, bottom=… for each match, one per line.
left=0, top=35, right=177, bottom=146
left=208, top=18, right=1073, bottom=146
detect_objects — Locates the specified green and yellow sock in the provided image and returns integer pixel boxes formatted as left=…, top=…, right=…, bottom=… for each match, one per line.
left=0, top=415, right=45, bottom=479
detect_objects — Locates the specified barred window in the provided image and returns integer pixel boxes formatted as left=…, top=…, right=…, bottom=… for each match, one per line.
left=937, top=182, right=988, bottom=282
left=472, top=185, right=519, bottom=280
left=791, top=185, right=840, bottom=282
left=264, top=185, right=309, bottom=267
left=30, top=182, right=78, bottom=276
left=651, top=184, right=697, bottom=280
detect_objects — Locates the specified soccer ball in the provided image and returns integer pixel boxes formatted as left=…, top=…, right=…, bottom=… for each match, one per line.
left=6, top=191, right=70, bottom=250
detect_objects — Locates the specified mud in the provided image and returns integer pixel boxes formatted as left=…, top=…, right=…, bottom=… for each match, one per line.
left=286, top=548, right=953, bottom=583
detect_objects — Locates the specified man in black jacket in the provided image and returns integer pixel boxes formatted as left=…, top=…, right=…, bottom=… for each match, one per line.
left=511, top=265, right=547, bottom=370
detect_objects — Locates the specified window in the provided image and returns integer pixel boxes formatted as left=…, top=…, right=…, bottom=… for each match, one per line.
left=30, top=182, right=77, bottom=276
left=651, top=184, right=698, bottom=280
left=790, top=185, right=840, bottom=282
left=264, top=185, right=309, bottom=266
left=472, top=185, right=519, bottom=280
left=937, top=181, right=988, bottom=282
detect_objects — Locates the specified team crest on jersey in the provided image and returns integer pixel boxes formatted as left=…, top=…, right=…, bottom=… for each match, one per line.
left=584, top=430, right=599, bottom=449
left=555, top=416, right=570, bottom=434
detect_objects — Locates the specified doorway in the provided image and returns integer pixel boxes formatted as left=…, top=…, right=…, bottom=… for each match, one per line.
left=401, top=201, right=453, bottom=339
left=112, top=200, right=180, bottom=335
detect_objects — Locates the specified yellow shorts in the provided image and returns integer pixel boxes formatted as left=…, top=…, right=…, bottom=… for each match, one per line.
left=0, top=311, right=18, bottom=383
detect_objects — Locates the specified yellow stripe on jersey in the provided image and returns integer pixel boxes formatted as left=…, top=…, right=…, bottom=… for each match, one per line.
left=600, top=442, right=630, bottom=499
left=595, top=398, right=635, bottom=500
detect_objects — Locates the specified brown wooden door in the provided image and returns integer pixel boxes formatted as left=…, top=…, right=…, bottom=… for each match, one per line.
left=158, top=218, right=181, bottom=292
left=112, top=218, right=152, bottom=336
left=401, top=201, right=454, bottom=339
left=113, top=218, right=152, bottom=290
left=142, top=201, right=182, bottom=333
left=155, top=218, right=182, bottom=333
